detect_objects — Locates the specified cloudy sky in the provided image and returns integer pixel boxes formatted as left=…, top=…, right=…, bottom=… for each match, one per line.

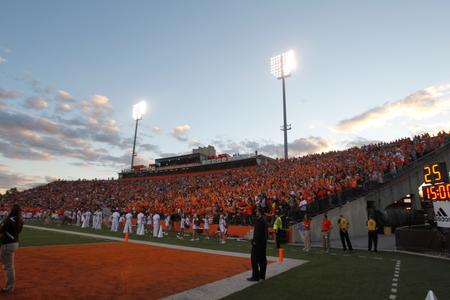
left=1, top=0, right=450, bottom=192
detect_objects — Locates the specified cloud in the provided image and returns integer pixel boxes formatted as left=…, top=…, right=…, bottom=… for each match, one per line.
left=0, top=164, right=39, bottom=191
left=58, top=103, right=71, bottom=111
left=45, top=176, right=59, bottom=183
left=343, top=137, right=383, bottom=148
left=152, top=126, right=161, bottom=133
left=171, top=124, right=191, bottom=142
left=139, top=143, right=160, bottom=153
left=25, top=96, right=49, bottom=109
left=92, top=94, right=109, bottom=106
left=0, top=141, right=51, bottom=160
left=57, top=90, right=75, bottom=101
left=0, top=57, right=6, bottom=64
left=0, top=47, right=12, bottom=54
left=335, top=84, right=450, bottom=133
left=0, top=89, right=18, bottom=100
left=188, top=140, right=203, bottom=148
left=212, top=136, right=335, bottom=158
left=22, top=73, right=53, bottom=95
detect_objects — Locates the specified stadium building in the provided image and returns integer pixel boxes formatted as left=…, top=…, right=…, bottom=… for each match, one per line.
left=119, top=146, right=274, bottom=179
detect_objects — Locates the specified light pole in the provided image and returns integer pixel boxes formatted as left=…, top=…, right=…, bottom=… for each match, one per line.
left=131, top=100, right=147, bottom=169
left=271, top=50, right=296, bottom=160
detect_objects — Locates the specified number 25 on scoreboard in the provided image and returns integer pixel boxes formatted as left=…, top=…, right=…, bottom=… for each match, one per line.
left=423, top=162, right=449, bottom=184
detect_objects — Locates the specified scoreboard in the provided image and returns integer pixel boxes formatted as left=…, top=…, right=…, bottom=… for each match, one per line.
left=422, top=162, right=450, bottom=201
left=422, top=162, right=450, bottom=228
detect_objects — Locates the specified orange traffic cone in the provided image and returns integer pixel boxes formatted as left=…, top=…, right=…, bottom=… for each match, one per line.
left=124, top=232, right=129, bottom=242
left=278, top=247, right=284, bottom=263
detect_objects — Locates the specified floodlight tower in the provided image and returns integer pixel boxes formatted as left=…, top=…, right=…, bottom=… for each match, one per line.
left=131, top=100, right=147, bottom=169
left=270, top=50, right=296, bottom=160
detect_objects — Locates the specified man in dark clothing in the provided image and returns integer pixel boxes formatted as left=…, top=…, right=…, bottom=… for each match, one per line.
left=0, top=204, right=23, bottom=293
left=248, top=208, right=268, bottom=282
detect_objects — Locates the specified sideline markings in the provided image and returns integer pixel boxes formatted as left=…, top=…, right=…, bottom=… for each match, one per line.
left=25, top=225, right=306, bottom=300
left=389, top=259, right=401, bottom=300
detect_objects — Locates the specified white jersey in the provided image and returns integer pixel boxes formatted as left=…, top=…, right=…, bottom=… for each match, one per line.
left=219, top=218, right=227, bottom=232
left=180, top=217, right=186, bottom=229
left=137, top=212, right=144, bottom=225
left=111, top=212, right=120, bottom=232
left=136, top=212, right=145, bottom=235
left=192, top=216, right=199, bottom=230
left=152, top=214, right=160, bottom=237
left=123, top=212, right=133, bottom=233
left=203, top=217, right=209, bottom=229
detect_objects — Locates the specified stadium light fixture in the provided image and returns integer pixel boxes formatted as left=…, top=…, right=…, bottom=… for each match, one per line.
left=131, top=100, right=147, bottom=169
left=132, top=100, right=147, bottom=121
left=270, top=49, right=296, bottom=160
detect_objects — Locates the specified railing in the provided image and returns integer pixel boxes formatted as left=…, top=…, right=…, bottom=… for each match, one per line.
left=299, top=142, right=450, bottom=220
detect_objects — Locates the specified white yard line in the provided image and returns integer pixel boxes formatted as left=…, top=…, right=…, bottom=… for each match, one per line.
left=25, top=225, right=306, bottom=300
left=389, top=260, right=401, bottom=300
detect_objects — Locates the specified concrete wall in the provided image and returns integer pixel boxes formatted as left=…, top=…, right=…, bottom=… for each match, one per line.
left=291, top=143, right=450, bottom=243
left=291, top=197, right=367, bottom=243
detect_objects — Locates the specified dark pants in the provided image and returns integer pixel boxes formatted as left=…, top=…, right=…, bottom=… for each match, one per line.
left=368, top=231, right=378, bottom=251
left=339, top=230, right=353, bottom=250
left=276, top=230, right=282, bottom=248
left=251, top=245, right=267, bottom=280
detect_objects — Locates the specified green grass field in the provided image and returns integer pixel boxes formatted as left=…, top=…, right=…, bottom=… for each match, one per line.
left=21, top=221, right=450, bottom=300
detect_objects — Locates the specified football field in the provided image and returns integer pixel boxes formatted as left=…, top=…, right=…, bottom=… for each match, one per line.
left=6, top=223, right=450, bottom=300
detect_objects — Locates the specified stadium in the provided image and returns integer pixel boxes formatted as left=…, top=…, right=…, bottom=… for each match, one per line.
left=1, top=2, right=450, bottom=300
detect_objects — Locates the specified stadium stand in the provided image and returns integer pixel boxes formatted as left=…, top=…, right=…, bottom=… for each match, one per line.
left=0, top=132, right=449, bottom=228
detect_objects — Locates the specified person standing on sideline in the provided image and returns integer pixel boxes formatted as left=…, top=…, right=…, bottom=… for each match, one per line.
left=338, top=214, right=353, bottom=251
left=110, top=210, right=120, bottom=232
left=152, top=213, right=160, bottom=238
left=81, top=209, right=90, bottom=228
left=177, top=214, right=186, bottom=239
left=367, top=216, right=378, bottom=252
left=123, top=211, right=133, bottom=234
left=247, top=208, right=268, bottom=282
left=203, top=214, right=210, bottom=239
left=321, top=214, right=332, bottom=253
left=0, top=204, right=23, bottom=293
left=136, top=211, right=145, bottom=236
left=219, top=214, right=227, bottom=244
left=273, top=213, right=283, bottom=249
left=76, top=209, right=82, bottom=226
left=303, top=215, right=311, bottom=252
left=95, top=209, right=102, bottom=230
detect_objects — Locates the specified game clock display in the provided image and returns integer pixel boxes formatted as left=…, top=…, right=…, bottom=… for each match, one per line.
left=422, top=162, right=450, bottom=201
left=422, top=183, right=450, bottom=201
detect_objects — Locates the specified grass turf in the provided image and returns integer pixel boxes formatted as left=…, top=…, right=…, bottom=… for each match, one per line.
left=23, top=221, right=450, bottom=300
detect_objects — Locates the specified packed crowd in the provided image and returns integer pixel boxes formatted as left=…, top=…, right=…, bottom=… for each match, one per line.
left=1, top=132, right=448, bottom=226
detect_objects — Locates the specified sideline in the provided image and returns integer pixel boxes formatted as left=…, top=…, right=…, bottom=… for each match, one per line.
left=25, top=225, right=306, bottom=300
left=287, top=243, right=450, bottom=261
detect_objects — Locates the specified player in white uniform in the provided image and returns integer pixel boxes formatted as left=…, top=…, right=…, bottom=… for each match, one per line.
left=219, top=214, right=227, bottom=244
left=81, top=210, right=91, bottom=228
left=92, top=210, right=98, bottom=229
left=95, top=209, right=102, bottom=230
left=203, top=215, right=210, bottom=239
left=191, top=214, right=200, bottom=241
left=152, top=213, right=160, bottom=237
left=111, top=211, right=120, bottom=232
left=76, top=209, right=82, bottom=226
left=164, top=214, right=171, bottom=234
left=177, top=214, right=186, bottom=239
left=123, top=212, right=133, bottom=233
left=136, top=211, right=145, bottom=235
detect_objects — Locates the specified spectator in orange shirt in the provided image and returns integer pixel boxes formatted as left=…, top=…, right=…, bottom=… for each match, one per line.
left=302, top=215, right=311, bottom=252
left=321, top=213, right=332, bottom=253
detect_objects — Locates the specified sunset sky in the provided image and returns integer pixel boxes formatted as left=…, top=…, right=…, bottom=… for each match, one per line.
left=1, top=0, right=450, bottom=192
